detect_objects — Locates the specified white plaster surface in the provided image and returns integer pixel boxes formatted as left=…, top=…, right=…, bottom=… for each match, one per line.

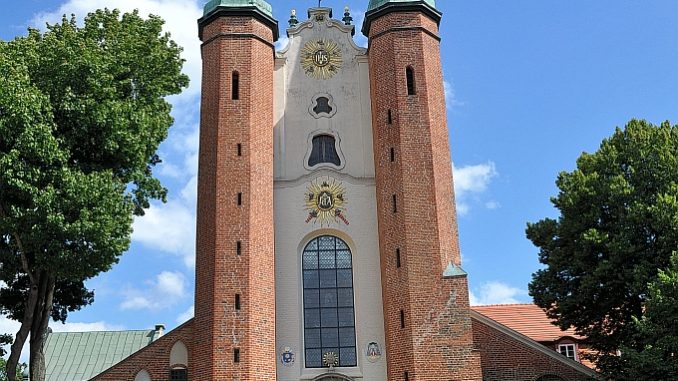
left=274, top=7, right=386, bottom=381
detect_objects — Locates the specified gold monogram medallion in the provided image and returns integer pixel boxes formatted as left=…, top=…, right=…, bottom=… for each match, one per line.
left=304, top=177, right=348, bottom=226
left=301, top=39, right=342, bottom=80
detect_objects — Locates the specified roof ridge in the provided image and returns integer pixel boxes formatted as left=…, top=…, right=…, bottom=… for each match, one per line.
left=472, top=303, right=537, bottom=308
left=49, top=328, right=154, bottom=334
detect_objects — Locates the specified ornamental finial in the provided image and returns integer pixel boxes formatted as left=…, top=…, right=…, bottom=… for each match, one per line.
left=288, top=9, right=298, bottom=27
left=342, top=6, right=353, bottom=25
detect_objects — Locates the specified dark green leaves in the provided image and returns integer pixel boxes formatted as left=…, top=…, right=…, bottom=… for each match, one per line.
left=528, top=120, right=678, bottom=378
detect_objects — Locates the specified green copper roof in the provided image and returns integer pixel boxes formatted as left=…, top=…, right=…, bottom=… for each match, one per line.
left=44, top=329, right=156, bottom=381
left=443, top=262, right=468, bottom=278
left=203, top=0, right=273, bottom=17
left=367, top=0, right=436, bottom=12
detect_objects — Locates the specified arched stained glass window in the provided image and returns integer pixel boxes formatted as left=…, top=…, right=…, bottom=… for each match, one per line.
left=302, top=235, right=357, bottom=368
left=308, top=135, right=341, bottom=167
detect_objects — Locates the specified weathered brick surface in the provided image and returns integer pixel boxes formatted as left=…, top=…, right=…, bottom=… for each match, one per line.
left=472, top=318, right=595, bottom=381
left=91, top=321, right=193, bottom=380
left=195, top=13, right=276, bottom=381
left=366, top=8, right=482, bottom=381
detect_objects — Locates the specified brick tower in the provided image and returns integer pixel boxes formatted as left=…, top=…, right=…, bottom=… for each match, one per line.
left=196, top=1, right=278, bottom=380
left=363, top=1, right=482, bottom=380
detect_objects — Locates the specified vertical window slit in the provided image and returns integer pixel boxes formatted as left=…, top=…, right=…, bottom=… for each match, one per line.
left=232, top=71, right=240, bottom=100
left=387, top=109, right=393, bottom=124
left=400, top=309, right=405, bottom=328
left=396, top=248, right=401, bottom=268
left=236, top=241, right=242, bottom=256
left=405, top=371, right=409, bottom=381
left=390, top=147, right=395, bottom=162
left=234, top=348, right=240, bottom=363
left=237, top=192, right=242, bottom=206
left=392, top=194, right=397, bottom=213
left=237, top=143, right=242, bottom=156
left=406, top=66, right=416, bottom=95
left=235, top=294, right=241, bottom=310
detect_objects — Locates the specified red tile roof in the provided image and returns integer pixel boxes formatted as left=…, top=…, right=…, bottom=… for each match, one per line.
left=472, top=304, right=584, bottom=342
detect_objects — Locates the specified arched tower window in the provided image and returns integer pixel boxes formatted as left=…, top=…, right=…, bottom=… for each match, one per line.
left=308, top=135, right=341, bottom=167
left=406, top=66, right=416, bottom=95
left=302, top=235, right=357, bottom=368
left=232, top=71, right=240, bottom=100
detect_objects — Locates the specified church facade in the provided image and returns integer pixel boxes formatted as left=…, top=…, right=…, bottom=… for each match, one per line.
left=87, top=1, right=600, bottom=380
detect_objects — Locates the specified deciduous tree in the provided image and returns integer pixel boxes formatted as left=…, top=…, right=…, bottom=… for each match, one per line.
left=0, top=9, right=188, bottom=381
left=527, top=120, right=678, bottom=378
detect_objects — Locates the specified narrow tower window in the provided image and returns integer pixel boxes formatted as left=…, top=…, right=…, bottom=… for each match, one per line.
left=406, top=66, right=416, bottom=95
left=237, top=143, right=242, bottom=156
left=236, top=241, right=242, bottom=256
left=400, top=309, right=405, bottom=328
left=308, top=135, right=341, bottom=166
left=392, top=194, right=398, bottom=213
left=232, top=71, right=240, bottom=100
left=405, top=372, right=410, bottom=381
left=396, top=248, right=401, bottom=268
left=235, top=294, right=241, bottom=310
left=390, top=147, right=395, bottom=162
left=387, top=109, right=393, bottom=124
left=234, top=348, right=240, bottom=363
left=237, top=192, right=242, bottom=206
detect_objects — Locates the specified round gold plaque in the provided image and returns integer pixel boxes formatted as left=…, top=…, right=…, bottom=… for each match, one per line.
left=301, top=39, right=342, bottom=80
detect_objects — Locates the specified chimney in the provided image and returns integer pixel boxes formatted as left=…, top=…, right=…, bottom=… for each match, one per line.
left=153, top=324, right=165, bottom=341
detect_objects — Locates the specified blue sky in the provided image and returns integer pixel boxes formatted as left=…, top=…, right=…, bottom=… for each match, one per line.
left=2, top=0, right=678, bottom=354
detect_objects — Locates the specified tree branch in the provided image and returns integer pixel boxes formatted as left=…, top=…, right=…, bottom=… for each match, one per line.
left=0, top=202, right=36, bottom=285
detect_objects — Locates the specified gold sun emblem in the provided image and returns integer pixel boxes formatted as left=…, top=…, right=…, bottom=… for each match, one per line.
left=301, top=39, right=342, bottom=80
left=304, top=177, right=349, bottom=226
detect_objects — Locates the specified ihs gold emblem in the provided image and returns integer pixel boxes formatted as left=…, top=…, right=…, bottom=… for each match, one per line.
left=304, top=177, right=348, bottom=226
left=301, top=39, right=342, bottom=80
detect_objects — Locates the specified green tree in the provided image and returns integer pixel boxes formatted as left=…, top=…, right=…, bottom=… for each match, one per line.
left=0, top=9, right=188, bottom=381
left=527, top=120, right=678, bottom=378
left=0, top=358, right=26, bottom=381
left=618, top=252, right=678, bottom=380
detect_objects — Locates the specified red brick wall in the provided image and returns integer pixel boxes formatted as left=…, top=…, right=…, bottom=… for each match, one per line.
left=472, top=318, right=595, bottom=381
left=366, top=8, right=482, bottom=381
left=195, top=13, right=276, bottom=381
left=92, top=321, right=193, bottom=380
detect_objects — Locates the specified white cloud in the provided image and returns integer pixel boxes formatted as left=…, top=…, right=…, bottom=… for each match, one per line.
left=453, top=162, right=498, bottom=215
left=132, top=200, right=196, bottom=267
left=176, top=305, right=194, bottom=324
left=470, top=281, right=528, bottom=306
left=120, top=271, right=188, bottom=311
left=50, top=321, right=124, bottom=332
left=443, top=80, right=464, bottom=109
left=275, top=36, right=290, bottom=51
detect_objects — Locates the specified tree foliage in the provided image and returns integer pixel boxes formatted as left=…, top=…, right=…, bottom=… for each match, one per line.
left=527, top=120, right=678, bottom=378
left=0, top=9, right=188, bottom=381
left=618, top=252, right=678, bottom=380
left=0, top=358, right=26, bottom=381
